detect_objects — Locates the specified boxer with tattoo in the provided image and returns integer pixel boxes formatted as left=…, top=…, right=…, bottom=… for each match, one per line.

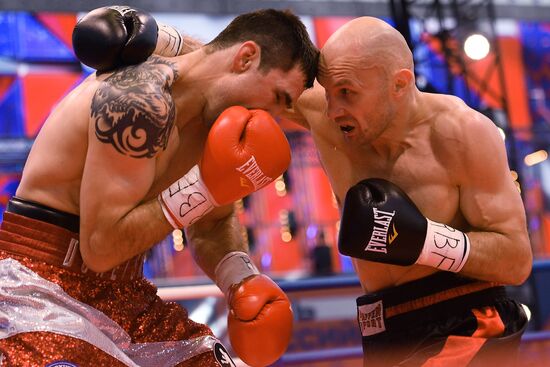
left=0, top=8, right=318, bottom=367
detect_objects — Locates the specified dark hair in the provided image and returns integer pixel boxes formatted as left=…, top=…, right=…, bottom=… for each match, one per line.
left=206, top=9, right=319, bottom=88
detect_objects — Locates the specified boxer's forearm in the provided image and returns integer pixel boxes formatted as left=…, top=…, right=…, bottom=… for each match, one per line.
left=80, top=199, right=174, bottom=273
left=185, top=205, right=248, bottom=280
left=459, top=230, right=532, bottom=285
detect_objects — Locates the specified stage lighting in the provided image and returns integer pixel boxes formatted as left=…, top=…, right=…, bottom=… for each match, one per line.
left=463, top=33, right=490, bottom=60
left=524, top=150, right=548, bottom=167
left=172, top=229, right=185, bottom=251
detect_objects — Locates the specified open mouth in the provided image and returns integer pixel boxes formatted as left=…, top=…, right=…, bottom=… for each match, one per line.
left=340, top=125, right=355, bottom=133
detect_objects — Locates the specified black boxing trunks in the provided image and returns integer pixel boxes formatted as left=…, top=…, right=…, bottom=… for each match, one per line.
left=356, top=271, right=528, bottom=367
left=0, top=197, right=233, bottom=367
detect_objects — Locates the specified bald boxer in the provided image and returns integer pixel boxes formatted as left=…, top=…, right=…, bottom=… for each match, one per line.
left=0, top=8, right=318, bottom=367
left=285, top=16, right=531, bottom=367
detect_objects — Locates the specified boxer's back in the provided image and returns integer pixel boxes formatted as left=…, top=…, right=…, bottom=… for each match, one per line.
left=16, top=74, right=101, bottom=215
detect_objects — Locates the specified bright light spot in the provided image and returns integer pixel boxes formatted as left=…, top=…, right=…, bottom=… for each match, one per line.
left=464, top=34, right=490, bottom=60
left=172, top=229, right=184, bottom=251
left=498, top=127, right=506, bottom=141
left=522, top=304, right=531, bottom=321
left=17, top=64, right=29, bottom=77
left=524, top=150, right=548, bottom=166
left=281, top=231, right=292, bottom=242
left=172, top=229, right=185, bottom=251
left=510, top=170, right=518, bottom=181
left=275, top=176, right=287, bottom=197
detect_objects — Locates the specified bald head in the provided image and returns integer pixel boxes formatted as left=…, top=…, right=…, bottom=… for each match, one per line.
left=321, top=17, right=413, bottom=75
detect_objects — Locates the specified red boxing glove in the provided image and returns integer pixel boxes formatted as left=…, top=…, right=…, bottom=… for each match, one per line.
left=159, top=106, right=291, bottom=228
left=201, top=106, right=291, bottom=205
left=215, top=252, right=293, bottom=367
left=228, top=275, right=293, bottom=367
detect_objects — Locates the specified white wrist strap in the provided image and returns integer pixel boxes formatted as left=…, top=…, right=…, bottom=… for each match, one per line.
left=214, top=251, right=260, bottom=296
left=416, top=218, right=471, bottom=273
left=156, top=23, right=184, bottom=57
left=158, top=165, right=217, bottom=229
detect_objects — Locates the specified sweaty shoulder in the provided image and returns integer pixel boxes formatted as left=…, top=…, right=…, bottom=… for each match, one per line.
left=429, top=94, right=504, bottom=179
left=91, top=56, right=180, bottom=158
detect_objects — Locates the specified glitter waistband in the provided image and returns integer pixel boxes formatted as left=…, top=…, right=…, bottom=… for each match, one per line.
left=0, top=258, right=221, bottom=366
left=0, top=209, right=144, bottom=281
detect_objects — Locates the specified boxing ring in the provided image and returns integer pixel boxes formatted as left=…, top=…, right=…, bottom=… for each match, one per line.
left=156, top=260, right=550, bottom=366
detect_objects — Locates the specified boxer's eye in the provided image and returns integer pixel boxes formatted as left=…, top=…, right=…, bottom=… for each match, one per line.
left=340, top=125, right=354, bottom=132
left=340, top=88, right=350, bottom=96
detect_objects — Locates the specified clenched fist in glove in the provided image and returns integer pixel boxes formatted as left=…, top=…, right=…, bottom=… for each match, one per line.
left=215, top=252, right=293, bottom=367
left=159, top=106, right=291, bottom=229
left=72, top=6, right=185, bottom=71
left=72, top=6, right=158, bottom=71
left=338, top=178, right=470, bottom=273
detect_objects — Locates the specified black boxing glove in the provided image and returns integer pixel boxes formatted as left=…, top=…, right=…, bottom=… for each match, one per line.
left=338, top=178, right=470, bottom=273
left=72, top=6, right=158, bottom=71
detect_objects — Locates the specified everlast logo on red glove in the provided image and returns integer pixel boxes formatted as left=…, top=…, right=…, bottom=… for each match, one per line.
left=159, top=106, right=291, bottom=229
left=365, top=208, right=398, bottom=254
left=236, top=155, right=273, bottom=190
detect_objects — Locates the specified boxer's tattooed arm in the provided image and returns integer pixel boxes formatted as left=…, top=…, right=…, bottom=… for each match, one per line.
left=91, top=56, right=179, bottom=158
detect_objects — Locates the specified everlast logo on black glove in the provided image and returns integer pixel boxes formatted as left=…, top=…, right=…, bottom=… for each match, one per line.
left=340, top=177, right=467, bottom=270
left=365, top=208, right=397, bottom=253
left=338, top=178, right=429, bottom=266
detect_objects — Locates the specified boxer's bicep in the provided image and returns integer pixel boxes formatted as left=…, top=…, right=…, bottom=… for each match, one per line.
left=80, top=118, right=160, bottom=271
left=458, top=119, right=525, bottom=236
left=79, top=60, right=178, bottom=272
left=80, top=125, right=157, bottom=243
left=457, top=117, right=531, bottom=282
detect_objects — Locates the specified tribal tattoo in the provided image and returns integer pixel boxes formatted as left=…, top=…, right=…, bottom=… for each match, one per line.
left=91, top=56, right=179, bottom=158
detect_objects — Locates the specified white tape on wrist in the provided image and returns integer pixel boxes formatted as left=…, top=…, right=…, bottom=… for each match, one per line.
left=416, top=218, right=471, bottom=273
left=158, top=165, right=217, bottom=229
left=157, top=23, right=184, bottom=57
left=214, top=251, right=260, bottom=296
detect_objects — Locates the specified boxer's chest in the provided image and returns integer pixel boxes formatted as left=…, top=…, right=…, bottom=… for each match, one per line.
left=321, top=140, right=462, bottom=227
left=144, top=116, right=209, bottom=200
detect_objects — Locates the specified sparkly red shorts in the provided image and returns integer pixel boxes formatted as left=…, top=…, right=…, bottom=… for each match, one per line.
left=0, top=200, right=228, bottom=367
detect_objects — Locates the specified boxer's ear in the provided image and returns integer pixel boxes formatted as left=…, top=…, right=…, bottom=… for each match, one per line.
left=392, top=69, right=414, bottom=97
left=232, top=41, right=261, bottom=73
